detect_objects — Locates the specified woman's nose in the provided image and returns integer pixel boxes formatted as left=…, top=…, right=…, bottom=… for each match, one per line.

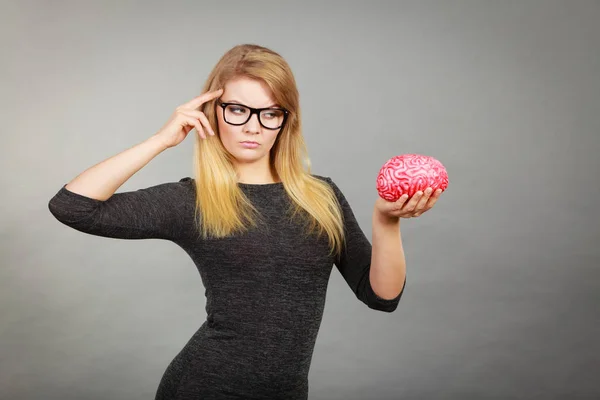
left=244, top=112, right=261, bottom=132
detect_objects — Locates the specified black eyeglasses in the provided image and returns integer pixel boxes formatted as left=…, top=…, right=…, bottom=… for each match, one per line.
left=217, top=99, right=289, bottom=130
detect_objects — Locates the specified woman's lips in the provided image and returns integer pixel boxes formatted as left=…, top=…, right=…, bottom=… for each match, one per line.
left=240, top=141, right=259, bottom=149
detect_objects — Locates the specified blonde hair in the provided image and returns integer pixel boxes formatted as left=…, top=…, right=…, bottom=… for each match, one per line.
left=192, top=44, right=344, bottom=259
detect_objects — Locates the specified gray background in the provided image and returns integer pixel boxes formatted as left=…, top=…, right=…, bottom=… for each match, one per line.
left=2, top=1, right=599, bottom=399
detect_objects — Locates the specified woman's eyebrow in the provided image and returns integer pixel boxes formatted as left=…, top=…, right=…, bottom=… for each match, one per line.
left=225, top=99, right=280, bottom=108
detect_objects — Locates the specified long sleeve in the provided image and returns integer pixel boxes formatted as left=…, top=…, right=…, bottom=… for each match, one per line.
left=48, top=177, right=194, bottom=241
left=326, top=177, right=404, bottom=312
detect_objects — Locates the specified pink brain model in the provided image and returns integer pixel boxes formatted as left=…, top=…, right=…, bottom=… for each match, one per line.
left=376, top=154, right=449, bottom=201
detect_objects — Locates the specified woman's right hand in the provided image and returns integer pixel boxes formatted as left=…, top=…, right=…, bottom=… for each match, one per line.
left=154, top=88, right=224, bottom=149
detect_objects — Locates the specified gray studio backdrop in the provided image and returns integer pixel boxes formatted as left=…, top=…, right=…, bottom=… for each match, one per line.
left=2, top=1, right=599, bottom=399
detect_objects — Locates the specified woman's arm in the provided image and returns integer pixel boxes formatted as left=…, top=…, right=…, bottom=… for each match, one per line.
left=48, top=89, right=223, bottom=241
left=326, top=177, right=405, bottom=313
left=63, top=134, right=168, bottom=201
left=62, top=87, right=223, bottom=200
left=370, top=210, right=406, bottom=300
left=48, top=177, right=193, bottom=241
left=48, top=135, right=190, bottom=241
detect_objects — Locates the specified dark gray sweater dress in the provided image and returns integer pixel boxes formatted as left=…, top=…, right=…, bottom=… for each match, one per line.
left=47, top=175, right=404, bottom=400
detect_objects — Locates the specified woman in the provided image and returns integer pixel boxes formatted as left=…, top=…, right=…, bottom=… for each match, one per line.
left=48, top=44, right=441, bottom=400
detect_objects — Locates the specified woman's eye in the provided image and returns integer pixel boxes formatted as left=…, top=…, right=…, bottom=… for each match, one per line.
left=230, top=106, right=246, bottom=114
left=262, top=110, right=282, bottom=119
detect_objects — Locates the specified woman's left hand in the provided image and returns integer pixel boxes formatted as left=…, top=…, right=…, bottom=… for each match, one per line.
left=375, top=187, right=443, bottom=220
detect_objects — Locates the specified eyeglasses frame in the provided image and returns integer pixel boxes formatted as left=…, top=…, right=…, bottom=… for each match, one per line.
left=217, top=99, right=289, bottom=130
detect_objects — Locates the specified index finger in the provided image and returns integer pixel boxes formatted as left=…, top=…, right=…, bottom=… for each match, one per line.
left=183, top=88, right=224, bottom=110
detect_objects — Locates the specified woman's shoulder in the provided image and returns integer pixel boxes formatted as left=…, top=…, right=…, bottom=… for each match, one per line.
left=175, top=176, right=196, bottom=190
left=143, top=176, right=195, bottom=193
left=310, top=174, right=333, bottom=185
left=310, top=174, right=341, bottom=192
left=127, top=176, right=196, bottom=203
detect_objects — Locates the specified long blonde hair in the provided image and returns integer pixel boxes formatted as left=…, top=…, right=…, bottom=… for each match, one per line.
left=192, top=44, right=344, bottom=259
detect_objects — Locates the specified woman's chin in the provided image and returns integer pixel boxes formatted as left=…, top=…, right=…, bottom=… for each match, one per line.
left=231, top=153, right=266, bottom=164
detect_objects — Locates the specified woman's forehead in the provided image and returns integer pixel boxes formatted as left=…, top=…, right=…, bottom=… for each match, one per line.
left=223, top=77, right=276, bottom=107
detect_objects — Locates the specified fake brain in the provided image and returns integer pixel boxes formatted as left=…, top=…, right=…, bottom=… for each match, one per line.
left=376, top=154, right=449, bottom=201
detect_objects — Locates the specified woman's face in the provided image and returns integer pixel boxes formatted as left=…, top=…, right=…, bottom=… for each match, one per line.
left=216, top=76, right=284, bottom=167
